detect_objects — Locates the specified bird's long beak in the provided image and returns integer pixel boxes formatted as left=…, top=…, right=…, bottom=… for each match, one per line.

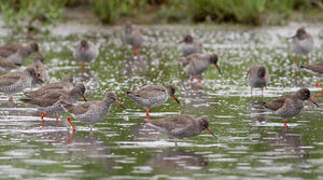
left=173, top=95, right=180, bottom=104
left=37, top=78, right=44, bottom=84
left=82, top=95, right=87, bottom=102
left=114, top=99, right=127, bottom=109
left=215, top=64, right=222, bottom=74
left=308, top=97, right=319, bottom=107
left=81, top=47, right=85, bottom=53
left=206, top=127, right=217, bottom=138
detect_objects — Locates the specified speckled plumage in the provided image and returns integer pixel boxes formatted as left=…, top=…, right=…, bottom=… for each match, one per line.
left=21, top=83, right=86, bottom=114
left=0, top=67, right=41, bottom=97
left=301, top=63, right=323, bottom=79
left=127, top=84, right=179, bottom=118
left=73, top=40, right=98, bottom=64
left=24, top=75, right=74, bottom=98
left=28, top=55, right=48, bottom=82
left=178, top=53, right=220, bottom=82
left=144, top=115, right=216, bottom=139
left=127, top=85, right=176, bottom=108
left=263, top=88, right=318, bottom=121
left=0, top=42, right=40, bottom=64
left=63, top=92, right=121, bottom=127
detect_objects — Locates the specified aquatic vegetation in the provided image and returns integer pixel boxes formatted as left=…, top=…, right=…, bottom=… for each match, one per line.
left=0, top=0, right=64, bottom=34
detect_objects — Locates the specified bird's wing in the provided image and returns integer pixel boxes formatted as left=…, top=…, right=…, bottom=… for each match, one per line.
left=264, top=97, right=286, bottom=111
left=130, top=85, right=167, bottom=98
left=64, top=102, right=96, bottom=115
left=301, top=63, right=323, bottom=73
left=0, top=72, right=22, bottom=87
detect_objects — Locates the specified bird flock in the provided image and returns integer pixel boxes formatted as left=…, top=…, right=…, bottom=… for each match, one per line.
left=0, top=22, right=320, bottom=145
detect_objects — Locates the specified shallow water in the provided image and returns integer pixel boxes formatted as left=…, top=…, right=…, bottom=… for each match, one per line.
left=0, top=23, right=323, bottom=179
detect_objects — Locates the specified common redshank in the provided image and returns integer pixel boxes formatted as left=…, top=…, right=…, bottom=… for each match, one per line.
left=124, top=21, right=144, bottom=56
left=247, top=65, right=270, bottom=98
left=179, top=35, right=203, bottom=57
left=300, top=63, right=323, bottom=88
left=24, top=74, right=74, bottom=97
left=262, top=88, right=318, bottom=127
left=144, top=115, right=217, bottom=146
left=178, top=53, right=221, bottom=83
left=21, top=83, right=87, bottom=125
left=0, top=67, right=42, bottom=101
left=127, top=84, right=180, bottom=118
left=73, top=40, right=98, bottom=71
left=0, top=42, right=40, bottom=64
left=28, top=55, right=49, bottom=82
left=291, top=27, right=314, bottom=79
left=63, top=92, right=126, bottom=131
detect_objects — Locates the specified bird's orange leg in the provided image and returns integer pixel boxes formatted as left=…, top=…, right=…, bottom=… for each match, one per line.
left=133, top=46, right=141, bottom=56
left=194, top=75, right=202, bottom=83
left=315, top=80, right=323, bottom=88
left=293, top=56, right=297, bottom=80
left=67, top=116, right=76, bottom=132
left=307, top=55, right=310, bottom=65
left=146, top=106, right=151, bottom=119
left=40, top=112, right=47, bottom=125
left=56, top=114, right=59, bottom=125
left=283, top=120, right=288, bottom=128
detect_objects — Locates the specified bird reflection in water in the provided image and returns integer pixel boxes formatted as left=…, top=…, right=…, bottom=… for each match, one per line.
left=267, top=128, right=308, bottom=159
left=248, top=100, right=268, bottom=125
left=146, top=148, right=208, bottom=170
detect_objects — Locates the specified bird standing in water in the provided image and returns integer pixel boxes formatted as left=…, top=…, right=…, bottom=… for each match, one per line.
left=178, top=53, right=221, bottom=83
left=290, top=27, right=314, bottom=79
left=73, top=40, right=98, bottom=72
left=144, top=115, right=217, bottom=147
left=127, top=85, right=180, bottom=119
left=247, top=65, right=270, bottom=98
left=261, top=88, right=318, bottom=127
left=124, top=21, right=145, bottom=56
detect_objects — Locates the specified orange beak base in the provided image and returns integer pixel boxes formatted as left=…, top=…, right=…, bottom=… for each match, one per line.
left=173, top=95, right=180, bottom=104
left=82, top=95, right=87, bottom=102
left=114, top=100, right=126, bottom=109
left=308, top=97, right=319, bottom=107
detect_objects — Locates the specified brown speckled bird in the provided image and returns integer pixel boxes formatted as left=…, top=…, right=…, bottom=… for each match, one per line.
left=63, top=92, right=126, bottom=131
left=178, top=53, right=221, bottom=83
left=144, top=115, right=217, bottom=146
left=247, top=65, right=270, bottom=98
left=0, top=67, right=42, bottom=101
left=291, top=27, right=314, bottom=79
left=24, top=75, right=74, bottom=98
left=262, top=88, right=318, bottom=127
left=21, top=83, right=87, bottom=125
left=127, top=84, right=180, bottom=119
left=0, top=42, right=40, bottom=64
left=300, top=63, right=323, bottom=88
